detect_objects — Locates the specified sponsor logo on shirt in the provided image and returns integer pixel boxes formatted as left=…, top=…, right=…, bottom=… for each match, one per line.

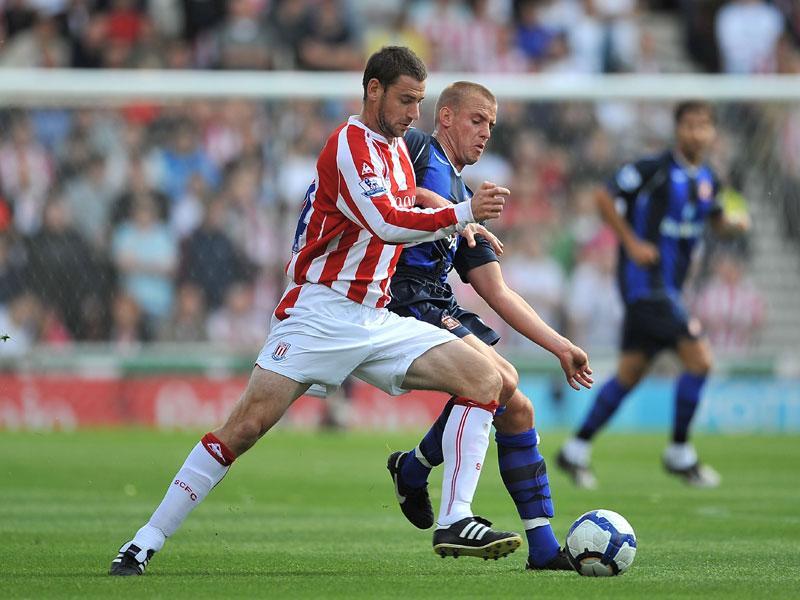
left=697, top=180, right=713, bottom=201
left=395, top=189, right=415, bottom=208
left=361, top=163, right=374, bottom=175
left=660, top=217, right=704, bottom=239
left=359, top=177, right=387, bottom=198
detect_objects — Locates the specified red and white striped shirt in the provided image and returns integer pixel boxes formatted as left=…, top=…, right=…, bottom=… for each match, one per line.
left=277, top=116, right=473, bottom=316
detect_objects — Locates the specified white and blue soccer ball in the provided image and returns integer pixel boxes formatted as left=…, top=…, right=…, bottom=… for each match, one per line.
left=565, top=509, right=637, bottom=576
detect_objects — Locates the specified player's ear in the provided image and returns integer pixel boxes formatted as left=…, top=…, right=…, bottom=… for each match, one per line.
left=439, top=106, right=453, bottom=127
left=366, top=78, right=383, bottom=102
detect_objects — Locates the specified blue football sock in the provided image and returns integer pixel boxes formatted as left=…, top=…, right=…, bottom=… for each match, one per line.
left=399, top=452, right=431, bottom=489
left=496, top=428, right=560, bottom=566
left=673, top=372, right=706, bottom=443
left=576, top=377, right=631, bottom=441
left=399, top=397, right=455, bottom=489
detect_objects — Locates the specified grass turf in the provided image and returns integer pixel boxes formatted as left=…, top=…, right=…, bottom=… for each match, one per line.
left=1, top=429, right=798, bottom=599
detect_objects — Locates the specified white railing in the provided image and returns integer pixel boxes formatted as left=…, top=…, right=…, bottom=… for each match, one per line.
left=1, top=69, right=799, bottom=105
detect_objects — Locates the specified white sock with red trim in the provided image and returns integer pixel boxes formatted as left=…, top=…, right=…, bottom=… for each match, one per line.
left=131, top=433, right=235, bottom=552
left=436, top=399, right=495, bottom=527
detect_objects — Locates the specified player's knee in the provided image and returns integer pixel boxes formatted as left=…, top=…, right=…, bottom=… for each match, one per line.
left=474, top=368, right=502, bottom=405
left=498, top=363, right=519, bottom=403
left=691, top=357, right=713, bottom=377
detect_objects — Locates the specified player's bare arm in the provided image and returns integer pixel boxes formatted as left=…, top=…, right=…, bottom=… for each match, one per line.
left=467, top=261, right=593, bottom=391
left=595, top=186, right=659, bottom=266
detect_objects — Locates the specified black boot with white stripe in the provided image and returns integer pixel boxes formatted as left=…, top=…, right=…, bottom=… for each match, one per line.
left=432, top=516, right=522, bottom=560
left=109, top=542, right=155, bottom=576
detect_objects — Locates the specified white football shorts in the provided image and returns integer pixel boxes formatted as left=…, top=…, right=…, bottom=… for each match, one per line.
left=256, top=283, right=458, bottom=395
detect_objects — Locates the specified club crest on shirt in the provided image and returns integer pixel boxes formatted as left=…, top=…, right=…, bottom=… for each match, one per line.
left=359, top=176, right=387, bottom=198
left=441, top=315, right=462, bottom=331
left=271, top=341, right=291, bottom=361
left=697, top=180, right=713, bottom=202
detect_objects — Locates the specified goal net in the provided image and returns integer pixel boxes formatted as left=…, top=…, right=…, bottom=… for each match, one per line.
left=1, top=69, right=798, bottom=372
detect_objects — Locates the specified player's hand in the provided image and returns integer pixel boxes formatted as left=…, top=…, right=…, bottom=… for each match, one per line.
left=727, top=212, right=751, bottom=235
left=470, top=181, right=509, bottom=221
left=626, top=238, right=659, bottom=266
left=459, top=223, right=504, bottom=256
left=557, top=343, right=594, bottom=391
left=415, top=188, right=450, bottom=209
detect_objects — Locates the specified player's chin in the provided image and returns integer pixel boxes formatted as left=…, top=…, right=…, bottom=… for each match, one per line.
left=394, top=123, right=412, bottom=137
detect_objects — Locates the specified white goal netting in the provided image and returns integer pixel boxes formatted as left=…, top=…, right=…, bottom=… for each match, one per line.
left=1, top=70, right=798, bottom=368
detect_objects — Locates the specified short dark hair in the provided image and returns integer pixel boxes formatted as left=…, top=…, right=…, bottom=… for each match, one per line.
left=674, top=100, right=715, bottom=125
left=362, top=46, right=427, bottom=101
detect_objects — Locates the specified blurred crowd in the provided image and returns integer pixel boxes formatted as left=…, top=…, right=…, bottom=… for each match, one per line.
left=1, top=0, right=781, bottom=360
left=0, top=0, right=798, bottom=74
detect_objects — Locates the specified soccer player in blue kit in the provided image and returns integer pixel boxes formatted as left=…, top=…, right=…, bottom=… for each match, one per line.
left=557, top=101, right=749, bottom=489
left=386, top=81, right=594, bottom=570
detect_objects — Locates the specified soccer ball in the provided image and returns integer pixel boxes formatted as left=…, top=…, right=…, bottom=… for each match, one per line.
left=565, top=509, right=637, bottom=576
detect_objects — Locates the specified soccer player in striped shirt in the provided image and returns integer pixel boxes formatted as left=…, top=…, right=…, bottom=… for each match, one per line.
left=385, top=81, right=594, bottom=570
left=110, top=46, right=523, bottom=576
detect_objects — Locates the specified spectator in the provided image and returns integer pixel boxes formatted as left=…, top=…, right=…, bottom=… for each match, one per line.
left=692, top=252, right=765, bottom=357
left=158, top=282, right=208, bottom=342
left=412, top=0, right=469, bottom=70
left=25, top=193, right=95, bottom=338
left=180, top=196, right=245, bottom=310
left=146, top=118, right=220, bottom=204
left=208, top=0, right=274, bottom=70
left=590, top=0, right=640, bottom=72
left=502, top=233, right=566, bottom=348
left=715, top=0, right=784, bottom=74
left=65, top=153, right=118, bottom=251
left=109, top=291, right=150, bottom=348
left=565, top=227, right=624, bottom=351
left=296, top=0, right=363, bottom=71
left=0, top=11, right=69, bottom=68
left=111, top=193, right=178, bottom=325
left=206, top=280, right=266, bottom=350
left=516, top=0, right=558, bottom=68
left=0, top=292, right=43, bottom=357
left=0, top=114, right=53, bottom=234
left=364, top=6, right=431, bottom=66
left=460, top=0, right=505, bottom=73
left=0, top=232, right=25, bottom=309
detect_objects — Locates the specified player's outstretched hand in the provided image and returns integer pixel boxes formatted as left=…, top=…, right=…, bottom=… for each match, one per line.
left=626, top=237, right=659, bottom=266
left=557, top=343, right=594, bottom=391
left=470, top=181, right=509, bottom=221
left=459, top=223, right=503, bottom=255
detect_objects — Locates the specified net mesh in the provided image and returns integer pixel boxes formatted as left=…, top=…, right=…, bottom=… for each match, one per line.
left=1, top=93, right=797, bottom=365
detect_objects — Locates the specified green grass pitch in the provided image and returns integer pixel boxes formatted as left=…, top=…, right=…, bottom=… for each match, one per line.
left=2, top=429, right=799, bottom=599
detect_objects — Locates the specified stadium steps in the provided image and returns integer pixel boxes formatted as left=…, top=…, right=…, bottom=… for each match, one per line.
left=639, top=11, right=698, bottom=73
left=745, top=181, right=800, bottom=354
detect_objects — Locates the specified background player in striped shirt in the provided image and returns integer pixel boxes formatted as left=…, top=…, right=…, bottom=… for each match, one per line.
left=110, top=47, right=522, bottom=576
left=557, top=101, right=750, bottom=489
left=386, top=81, right=593, bottom=570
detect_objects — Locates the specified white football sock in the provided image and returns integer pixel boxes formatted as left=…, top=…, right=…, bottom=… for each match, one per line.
left=132, top=441, right=230, bottom=551
left=436, top=404, right=493, bottom=527
left=664, top=443, right=697, bottom=470
left=562, top=437, right=591, bottom=467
